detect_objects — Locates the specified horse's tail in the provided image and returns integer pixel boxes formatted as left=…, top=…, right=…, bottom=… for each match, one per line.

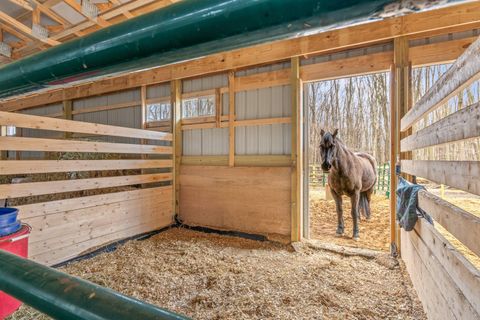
left=360, top=192, right=370, bottom=219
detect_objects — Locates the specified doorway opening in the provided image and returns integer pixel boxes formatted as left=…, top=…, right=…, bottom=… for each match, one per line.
left=304, top=73, right=391, bottom=251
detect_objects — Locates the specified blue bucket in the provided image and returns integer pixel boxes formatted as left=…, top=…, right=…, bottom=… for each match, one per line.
left=0, top=208, right=21, bottom=237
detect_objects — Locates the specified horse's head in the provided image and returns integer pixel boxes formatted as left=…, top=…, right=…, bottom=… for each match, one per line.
left=319, top=128, right=339, bottom=172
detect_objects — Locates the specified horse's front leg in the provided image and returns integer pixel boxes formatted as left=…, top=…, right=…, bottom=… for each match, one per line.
left=350, top=190, right=360, bottom=240
left=331, top=188, right=344, bottom=236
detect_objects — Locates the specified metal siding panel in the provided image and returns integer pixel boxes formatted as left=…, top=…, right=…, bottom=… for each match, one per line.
left=258, top=124, right=272, bottom=154
left=258, top=88, right=272, bottom=118
left=283, top=123, right=292, bottom=154
left=271, top=123, right=284, bottom=154
left=235, top=126, right=245, bottom=155
left=283, top=85, right=292, bottom=116
left=147, top=83, right=170, bottom=99
left=222, top=92, right=229, bottom=115
left=183, top=129, right=202, bottom=156
left=201, top=128, right=213, bottom=155
left=271, top=86, right=283, bottom=117
left=245, top=89, right=258, bottom=120
left=245, top=126, right=258, bottom=155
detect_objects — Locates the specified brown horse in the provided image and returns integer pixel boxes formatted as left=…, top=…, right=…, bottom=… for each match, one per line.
left=319, top=129, right=377, bottom=240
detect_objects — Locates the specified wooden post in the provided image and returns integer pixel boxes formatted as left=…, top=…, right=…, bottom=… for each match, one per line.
left=390, top=36, right=411, bottom=256
left=228, top=71, right=235, bottom=167
left=291, top=57, right=302, bottom=242
left=0, top=125, right=6, bottom=160
left=171, top=80, right=182, bottom=217
left=141, top=85, right=147, bottom=130
left=63, top=100, right=72, bottom=139
left=215, top=88, right=221, bottom=128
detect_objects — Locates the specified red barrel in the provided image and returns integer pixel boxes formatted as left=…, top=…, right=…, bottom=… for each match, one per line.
left=0, top=225, right=30, bottom=319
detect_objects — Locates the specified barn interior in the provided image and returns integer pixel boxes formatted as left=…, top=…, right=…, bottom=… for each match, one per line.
left=0, top=1, right=479, bottom=319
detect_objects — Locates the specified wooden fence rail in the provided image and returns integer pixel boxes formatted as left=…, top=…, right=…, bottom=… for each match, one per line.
left=309, top=163, right=390, bottom=196
left=0, top=111, right=174, bottom=265
left=399, top=34, right=480, bottom=320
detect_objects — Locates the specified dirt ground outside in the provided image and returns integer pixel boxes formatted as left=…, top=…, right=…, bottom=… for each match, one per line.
left=10, top=228, right=425, bottom=320
left=309, top=186, right=391, bottom=252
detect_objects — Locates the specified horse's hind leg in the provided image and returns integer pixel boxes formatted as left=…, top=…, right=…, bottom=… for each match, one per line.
left=350, top=190, right=360, bottom=241
left=364, top=188, right=373, bottom=220
left=331, top=188, right=344, bottom=236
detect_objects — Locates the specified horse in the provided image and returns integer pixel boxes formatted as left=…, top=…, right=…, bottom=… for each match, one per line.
left=319, top=129, right=377, bottom=240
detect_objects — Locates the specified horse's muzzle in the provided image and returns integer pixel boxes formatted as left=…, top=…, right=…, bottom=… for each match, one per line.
left=321, top=163, right=331, bottom=172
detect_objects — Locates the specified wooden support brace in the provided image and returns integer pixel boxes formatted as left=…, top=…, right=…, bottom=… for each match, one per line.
left=172, top=79, right=182, bottom=216
left=290, top=57, right=302, bottom=242
left=228, top=71, right=235, bottom=167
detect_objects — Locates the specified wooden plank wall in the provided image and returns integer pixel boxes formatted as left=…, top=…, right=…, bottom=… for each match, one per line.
left=0, top=111, right=174, bottom=265
left=18, top=187, right=173, bottom=266
left=399, top=35, right=480, bottom=320
left=179, top=166, right=291, bottom=237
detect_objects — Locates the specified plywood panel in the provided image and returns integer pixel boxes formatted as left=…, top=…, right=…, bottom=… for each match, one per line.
left=179, top=166, right=291, bottom=236
left=18, top=187, right=174, bottom=266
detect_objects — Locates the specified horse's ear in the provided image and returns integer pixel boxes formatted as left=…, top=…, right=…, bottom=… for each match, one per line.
left=320, top=129, right=325, bottom=137
left=332, top=128, right=339, bottom=138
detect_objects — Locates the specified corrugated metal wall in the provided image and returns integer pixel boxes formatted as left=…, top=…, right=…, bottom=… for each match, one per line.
left=147, top=83, right=171, bottom=100
left=73, top=89, right=142, bottom=144
left=15, top=63, right=294, bottom=158
left=183, top=74, right=230, bottom=156
left=182, top=66, right=292, bottom=156
left=19, top=103, right=63, bottom=159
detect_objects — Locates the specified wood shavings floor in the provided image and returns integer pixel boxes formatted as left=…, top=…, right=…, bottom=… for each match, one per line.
left=10, top=228, right=425, bottom=320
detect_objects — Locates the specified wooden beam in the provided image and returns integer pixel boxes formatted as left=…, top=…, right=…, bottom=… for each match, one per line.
left=0, top=173, right=172, bottom=199
left=236, top=69, right=290, bottom=91
left=410, top=36, right=477, bottom=67
left=181, top=155, right=291, bottom=167
left=0, top=136, right=172, bottom=155
left=0, top=111, right=171, bottom=141
left=391, top=36, right=411, bottom=255
left=301, top=51, right=392, bottom=82
left=63, top=99, right=72, bottom=139
left=71, top=100, right=141, bottom=115
left=0, top=159, right=172, bottom=175
left=215, top=88, right=221, bottom=128
left=4, top=1, right=480, bottom=110
left=418, top=190, right=480, bottom=258
left=63, top=0, right=111, bottom=28
left=401, top=35, right=480, bottom=132
left=33, top=0, right=71, bottom=28
left=6, top=0, right=33, bottom=11
left=402, top=160, right=480, bottom=196
left=290, top=56, right=302, bottom=242
left=32, top=7, right=40, bottom=25
left=0, top=10, right=59, bottom=46
left=228, top=71, right=235, bottom=167
left=171, top=79, right=182, bottom=216
left=401, top=102, right=480, bottom=152
left=109, top=0, right=134, bottom=18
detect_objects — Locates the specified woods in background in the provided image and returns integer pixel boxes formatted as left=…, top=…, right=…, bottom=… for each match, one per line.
left=307, top=64, right=480, bottom=165
left=306, top=73, right=390, bottom=165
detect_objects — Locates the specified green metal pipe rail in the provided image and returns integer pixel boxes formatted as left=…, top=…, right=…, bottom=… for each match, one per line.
left=0, top=249, right=189, bottom=320
left=0, top=0, right=394, bottom=99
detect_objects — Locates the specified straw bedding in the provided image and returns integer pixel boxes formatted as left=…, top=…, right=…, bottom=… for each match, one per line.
left=10, top=228, right=425, bottom=320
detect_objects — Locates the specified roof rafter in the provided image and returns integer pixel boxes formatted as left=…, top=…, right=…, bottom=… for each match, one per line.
left=63, top=0, right=111, bottom=28
left=0, top=10, right=60, bottom=46
left=9, top=0, right=175, bottom=61
left=109, top=0, right=135, bottom=18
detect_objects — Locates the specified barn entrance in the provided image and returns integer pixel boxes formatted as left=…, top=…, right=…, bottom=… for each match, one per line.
left=304, top=69, right=392, bottom=252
